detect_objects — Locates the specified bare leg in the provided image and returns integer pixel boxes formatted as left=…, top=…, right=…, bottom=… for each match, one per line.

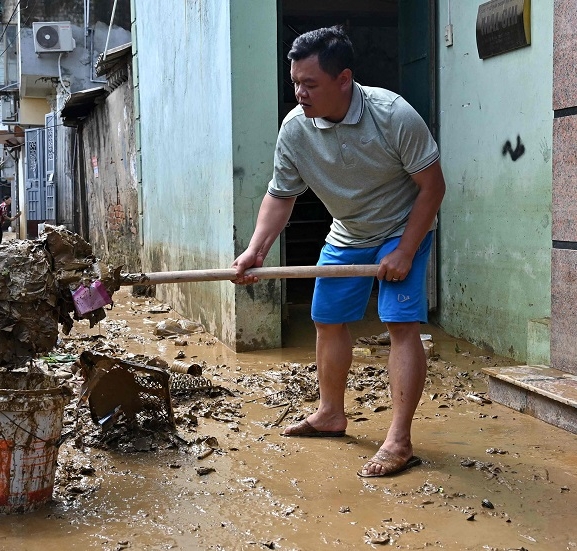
left=359, top=321, right=426, bottom=475
left=283, top=322, right=351, bottom=434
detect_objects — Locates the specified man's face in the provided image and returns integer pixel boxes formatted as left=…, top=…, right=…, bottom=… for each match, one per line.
left=290, top=55, right=350, bottom=122
left=4, top=198, right=10, bottom=206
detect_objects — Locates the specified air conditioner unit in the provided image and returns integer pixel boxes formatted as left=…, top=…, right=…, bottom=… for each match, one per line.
left=1, top=95, right=16, bottom=123
left=32, top=21, right=76, bottom=54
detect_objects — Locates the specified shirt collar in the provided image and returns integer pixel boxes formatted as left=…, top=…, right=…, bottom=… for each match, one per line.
left=312, top=82, right=364, bottom=129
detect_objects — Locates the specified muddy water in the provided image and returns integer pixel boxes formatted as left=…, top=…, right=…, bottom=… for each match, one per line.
left=1, top=289, right=576, bottom=551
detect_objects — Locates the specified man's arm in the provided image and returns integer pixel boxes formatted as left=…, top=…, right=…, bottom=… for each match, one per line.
left=232, top=193, right=297, bottom=284
left=378, top=160, right=446, bottom=281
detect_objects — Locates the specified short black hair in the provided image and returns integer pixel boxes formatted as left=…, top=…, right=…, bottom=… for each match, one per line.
left=288, top=26, right=354, bottom=78
left=2, top=195, right=9, bottom=201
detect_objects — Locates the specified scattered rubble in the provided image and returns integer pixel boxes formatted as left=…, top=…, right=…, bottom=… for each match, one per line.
left=1, top=244, right=573, bottom=548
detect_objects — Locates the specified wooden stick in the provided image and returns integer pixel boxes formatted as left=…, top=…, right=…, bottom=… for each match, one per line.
left=271, top=404, right=292, bottom=427
left=120, top=264, right=379, bottom=286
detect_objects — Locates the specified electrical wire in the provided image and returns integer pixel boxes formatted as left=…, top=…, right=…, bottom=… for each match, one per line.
left=0, top=0, right=22, bottom=46
left=0, top=0, right=41, bottom=60
left=57, top=52, right=72, bottom=99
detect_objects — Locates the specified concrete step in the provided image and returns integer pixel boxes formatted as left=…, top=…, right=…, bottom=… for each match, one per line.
left=483, top=365, right=577, bottom=434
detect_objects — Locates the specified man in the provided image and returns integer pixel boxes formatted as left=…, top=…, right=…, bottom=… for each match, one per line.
left=0, top=196, right=21, bottom=244
left=233, top=26, right=445, bottom=478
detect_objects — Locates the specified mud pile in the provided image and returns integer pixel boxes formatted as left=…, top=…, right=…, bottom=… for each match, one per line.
left=0, top=225, right=121, bottom=367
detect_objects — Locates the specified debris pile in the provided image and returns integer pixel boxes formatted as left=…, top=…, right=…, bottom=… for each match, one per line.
left=0, top=225, right=121, bottom=367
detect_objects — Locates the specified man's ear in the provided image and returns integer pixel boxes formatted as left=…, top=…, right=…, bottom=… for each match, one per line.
left=338, top=68, right=353, bottom=90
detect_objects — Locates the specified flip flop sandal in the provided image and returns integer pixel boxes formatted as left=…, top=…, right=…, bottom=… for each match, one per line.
left=357, top=450, right=422, bottom=478
left=281, top=419, right=346, bottom=438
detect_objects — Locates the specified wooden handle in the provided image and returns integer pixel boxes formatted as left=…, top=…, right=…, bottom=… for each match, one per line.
left=119, top=264, right=379, bottom=286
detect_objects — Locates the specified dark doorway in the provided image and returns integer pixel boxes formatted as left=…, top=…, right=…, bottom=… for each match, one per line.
left=279, top=0, right=435, bottom=305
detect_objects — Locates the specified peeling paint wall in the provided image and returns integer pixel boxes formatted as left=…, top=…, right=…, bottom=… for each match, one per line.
left=80, top=72, right=140, bottom=272
left=437, top=3, right=553, bottom=361
left=133, top=0, right=279, bottom=350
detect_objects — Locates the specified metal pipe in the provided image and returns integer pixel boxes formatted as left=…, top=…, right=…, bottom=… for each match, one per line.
left=103, top=0, right=118, bottom=60
left=84, top=0, right=88, bottom=48
left=89, top=30, right=106, bottom=84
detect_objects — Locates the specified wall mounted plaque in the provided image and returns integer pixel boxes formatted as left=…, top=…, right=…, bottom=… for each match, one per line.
left=476, top=0, right=531, bottom=59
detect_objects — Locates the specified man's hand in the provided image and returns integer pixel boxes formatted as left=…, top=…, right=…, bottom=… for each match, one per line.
left=230, top=194, right=297, bottom=285
left=378, top=161, right=445, bottom=283
left=377, top=247, right=413, bottom=282
left=231, top=249, right=264, bottom=285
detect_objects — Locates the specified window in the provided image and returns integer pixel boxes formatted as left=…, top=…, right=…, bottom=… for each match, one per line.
left=0, top=25, right=17, bottom=87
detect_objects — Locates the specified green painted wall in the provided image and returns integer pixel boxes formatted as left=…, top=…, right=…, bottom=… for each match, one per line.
left=230, top=1, right=282, bottom=350
left=132, top=0, right=279, bottom=349
left=437, top=2, right=553, bottom=361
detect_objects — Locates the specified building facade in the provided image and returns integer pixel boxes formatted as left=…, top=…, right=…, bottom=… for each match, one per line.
left=0, top=0, right=131, bottom=238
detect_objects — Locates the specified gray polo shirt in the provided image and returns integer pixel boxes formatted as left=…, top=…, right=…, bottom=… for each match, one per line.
left=268, top=82, right=439, bottom=247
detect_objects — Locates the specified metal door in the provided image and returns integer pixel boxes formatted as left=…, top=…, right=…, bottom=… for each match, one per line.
left=399, top=0, right=438, bottom=309
left=45, top=112, right=56, bottom=221
left=24, top=128, right=46, bottom=221
left=399, top=0, right=436, bottom=132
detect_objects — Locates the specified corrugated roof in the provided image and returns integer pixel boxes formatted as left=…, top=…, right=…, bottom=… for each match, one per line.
left=95, top=42, right=132, bottom=77
left=60, top=86, right=108, bottom=126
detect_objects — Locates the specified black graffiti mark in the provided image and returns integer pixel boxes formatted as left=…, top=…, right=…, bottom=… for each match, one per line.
left=502, top=135, right=525, bottom=161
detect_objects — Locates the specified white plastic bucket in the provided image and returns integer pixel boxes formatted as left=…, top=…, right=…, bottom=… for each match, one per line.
left=0, top=373, right=71, bottom=514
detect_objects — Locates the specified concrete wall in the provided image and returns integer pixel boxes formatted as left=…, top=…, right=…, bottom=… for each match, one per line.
left=18, top=0, right=131, bottom=97
left=79, top=74, right=140, bottom=272
left=437, top=2, right=553, bottom=362
left=18, top=23, right=131, bottom=96
left=230, top=2, right=282, bottom=350
left=55, top=95, right=75, bottom=230
left=19, top=98, right=50, bottom=125
left=132, top=0, right=279, bottom=350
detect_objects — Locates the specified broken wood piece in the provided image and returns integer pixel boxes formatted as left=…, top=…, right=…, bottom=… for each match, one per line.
left=271, top=404, right=291, bottom=427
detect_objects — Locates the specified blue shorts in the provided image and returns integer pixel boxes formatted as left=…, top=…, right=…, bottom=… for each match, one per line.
left=311, top=231, right=433, bottom=324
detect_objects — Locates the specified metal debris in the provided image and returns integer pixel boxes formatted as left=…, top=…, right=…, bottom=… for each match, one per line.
left=76, top=350, right=174, bottom=429
left=169, top=372, right=213, bottom=394
left=170, top=360, right=202, bottom=375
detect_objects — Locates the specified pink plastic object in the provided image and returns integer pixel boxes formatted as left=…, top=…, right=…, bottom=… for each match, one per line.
left=72, top=280, right=112, bottom=315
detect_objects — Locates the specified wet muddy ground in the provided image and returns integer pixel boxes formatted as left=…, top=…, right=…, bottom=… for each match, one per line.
left=1, top=287, right=576, bottom=551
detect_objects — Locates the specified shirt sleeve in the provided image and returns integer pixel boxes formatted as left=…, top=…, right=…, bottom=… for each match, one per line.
left=389, top=96, right=439, bottom=175
left=267, top=123, right=308, bottom=198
